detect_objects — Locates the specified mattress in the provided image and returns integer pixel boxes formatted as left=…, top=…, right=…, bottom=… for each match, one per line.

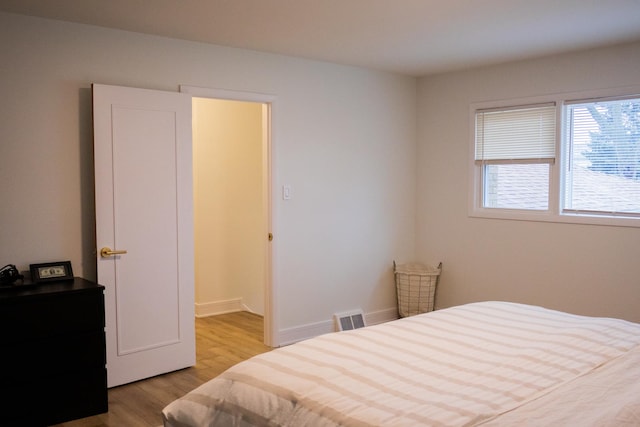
left=162, top=301, right=640, bottom=426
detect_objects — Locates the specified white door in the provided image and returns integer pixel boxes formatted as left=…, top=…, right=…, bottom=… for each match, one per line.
left=93, top=84, right=195, bottom=387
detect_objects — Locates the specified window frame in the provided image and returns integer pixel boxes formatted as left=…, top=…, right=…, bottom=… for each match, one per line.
left=468, top=86, right=640, bottom=228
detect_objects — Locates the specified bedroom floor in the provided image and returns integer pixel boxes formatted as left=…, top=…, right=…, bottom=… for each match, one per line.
left=52, top=311, right=271, bottom=427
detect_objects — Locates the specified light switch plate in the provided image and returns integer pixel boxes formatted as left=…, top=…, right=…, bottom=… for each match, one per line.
left=283, top=184, right=292, bottom=200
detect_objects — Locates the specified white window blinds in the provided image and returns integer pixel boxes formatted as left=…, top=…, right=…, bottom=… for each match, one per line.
left=475, top=104, right=556, bottom=162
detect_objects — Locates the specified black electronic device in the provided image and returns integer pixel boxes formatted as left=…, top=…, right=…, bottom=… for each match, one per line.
left=0, top=264, right=23, bottom=286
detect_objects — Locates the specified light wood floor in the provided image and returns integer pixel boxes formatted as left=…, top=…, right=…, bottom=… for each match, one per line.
left=54, top=311, right=271, bottom=427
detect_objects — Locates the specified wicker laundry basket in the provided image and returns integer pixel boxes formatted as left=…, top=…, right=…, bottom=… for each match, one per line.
left=394, top=261, right=442, bottom=317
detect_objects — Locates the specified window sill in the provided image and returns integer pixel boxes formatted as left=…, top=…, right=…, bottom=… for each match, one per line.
left=469, top=207, right=640, bottom=228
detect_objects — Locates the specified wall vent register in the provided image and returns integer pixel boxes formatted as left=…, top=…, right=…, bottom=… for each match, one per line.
left=334, top=310, right=366, bottom=331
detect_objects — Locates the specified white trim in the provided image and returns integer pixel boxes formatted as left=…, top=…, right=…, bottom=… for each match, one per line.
left=365, top=307, right=399, bottom=326
left=180, top=85, right=276, bottom=104
left=195, top=298, right=244, bottom=318
left=279, top=307, right=399, bottom=346
left=180, top=85, right=279, bottom=346
left=279, top=320, right=333, bottom=346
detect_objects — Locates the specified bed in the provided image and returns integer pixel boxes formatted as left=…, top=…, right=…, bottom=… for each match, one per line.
left=162, top=301, right=640, bottom=426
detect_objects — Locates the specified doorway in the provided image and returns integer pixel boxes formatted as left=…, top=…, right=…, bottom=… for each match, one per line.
left=187, top=86, right=275, bottom=347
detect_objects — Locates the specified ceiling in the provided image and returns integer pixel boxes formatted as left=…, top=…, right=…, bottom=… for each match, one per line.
left=2, top=0, right=640, bottom=76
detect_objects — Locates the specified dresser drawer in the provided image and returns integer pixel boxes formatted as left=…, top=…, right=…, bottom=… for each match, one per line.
left=0, top=330, right=106, bottom=380
left=0, top=291, right=104, bottom=341
left=0, top=367, right=108, bottom=426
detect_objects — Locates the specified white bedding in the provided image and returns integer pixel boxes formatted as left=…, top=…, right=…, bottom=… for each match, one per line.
left=163, top=301, right=640, bottom=426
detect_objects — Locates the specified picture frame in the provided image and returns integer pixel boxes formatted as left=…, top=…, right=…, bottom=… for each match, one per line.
left=30, top=261, right=74, bottom=283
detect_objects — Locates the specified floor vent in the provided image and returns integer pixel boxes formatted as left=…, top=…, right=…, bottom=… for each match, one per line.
left=334, top=310, right=367, bottom=331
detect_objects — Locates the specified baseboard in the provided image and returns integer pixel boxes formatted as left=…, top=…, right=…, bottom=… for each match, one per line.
left=365, top=307, right=399, bottom=326
left=278, top=307, right=399, bottom=346
left=195, top=298, right=244, bottom=318
left=194, top=300, right=399, bottom=344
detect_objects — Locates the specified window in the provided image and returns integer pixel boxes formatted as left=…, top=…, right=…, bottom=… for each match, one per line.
left=470, top=90, right=640, bottom=227
left=475, top=104, right=555, bottom=210
left=564, top=98, right=640, bottom=217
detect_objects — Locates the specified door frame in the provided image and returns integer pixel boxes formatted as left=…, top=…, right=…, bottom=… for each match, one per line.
left=180, top=85, right=277, bottom=347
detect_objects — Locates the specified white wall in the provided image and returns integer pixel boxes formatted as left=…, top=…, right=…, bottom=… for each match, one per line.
left=416, top=41, right=640, bottom=323
left=0, top=12, right=417, bottom=338
left=193, top=98, right=265, bottom=316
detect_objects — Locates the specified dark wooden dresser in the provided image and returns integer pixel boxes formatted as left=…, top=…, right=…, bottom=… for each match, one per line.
left=0, top=277, right=108, bottom=426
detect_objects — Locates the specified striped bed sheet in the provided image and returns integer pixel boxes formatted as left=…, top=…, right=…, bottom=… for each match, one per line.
left=162, top=301, right=640, bottom=426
